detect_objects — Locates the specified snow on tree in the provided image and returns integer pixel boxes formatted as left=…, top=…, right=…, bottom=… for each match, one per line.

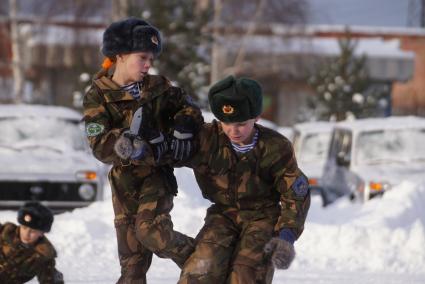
left=308, top=34, right=389, bottom=121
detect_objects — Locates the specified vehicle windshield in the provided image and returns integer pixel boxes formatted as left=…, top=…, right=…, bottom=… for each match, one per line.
left=295, top=132, right=332, bottom=163
left=0, top=117, right=87, bottom=152
left=356, top=128, right=425, bottom=165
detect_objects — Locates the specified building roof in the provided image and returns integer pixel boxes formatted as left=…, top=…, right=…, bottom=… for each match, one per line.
left=219, top=33, right=414, bottom=81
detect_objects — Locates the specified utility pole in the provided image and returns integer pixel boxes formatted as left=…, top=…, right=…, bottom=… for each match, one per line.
left=408, top=0, right=425, bottom=27
left=210, top=0, right=222, bottom=84
left=112, top=0, right=131, bottom=21
left=10, top=0, right=24, bottom=103
left=421, top=0, right=425, bottom=27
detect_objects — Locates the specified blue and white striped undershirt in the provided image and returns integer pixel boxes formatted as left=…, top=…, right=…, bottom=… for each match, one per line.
left=231, top=129, right=259, bottom=153
left=121, top=81, right=143, bottom=99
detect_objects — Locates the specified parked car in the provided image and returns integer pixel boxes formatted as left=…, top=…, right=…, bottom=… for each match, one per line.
left=321, top=116, right=425, bottom=204
left=292, top=121, right=334, bottom=205
left=0, top=104, right=105, bottom=211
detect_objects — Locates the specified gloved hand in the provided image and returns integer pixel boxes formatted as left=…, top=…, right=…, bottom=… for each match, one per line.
left=264, top=229, right=296, bottom=270
left=114, top=131, right=149, bottom=160
left=131, top=136, right=149, bottom=160
left=144, top=128, right=168, bottom=162
left=170, top=126, right=194, bottom=161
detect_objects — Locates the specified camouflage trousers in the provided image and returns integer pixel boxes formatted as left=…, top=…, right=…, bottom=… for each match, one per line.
left=178, top=206, right=278, bottom=284
left=109, top=169, right=195, bottom=284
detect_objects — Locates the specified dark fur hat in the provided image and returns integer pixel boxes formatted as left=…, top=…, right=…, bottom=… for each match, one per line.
left=102, top=17, right=162, bottom=57
left=208, top=76, right=263, bottom=122
left=17, top=202, right=54, bottom=232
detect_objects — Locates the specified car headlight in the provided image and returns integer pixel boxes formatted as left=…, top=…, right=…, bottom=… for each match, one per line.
left=76, top=171, right=97, bottom=181
left=78, top=184, right=96, bottom=200
left=369, top=181, right=391, bottom=192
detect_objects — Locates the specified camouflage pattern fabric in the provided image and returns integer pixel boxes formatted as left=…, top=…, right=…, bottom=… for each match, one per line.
left=177, top=121, right=311, bottom=283
left=0, top=223, right=64, bottom=284
left=83, top=74, right=202, bottom=283
left=178, top=207, right=277, bottom=284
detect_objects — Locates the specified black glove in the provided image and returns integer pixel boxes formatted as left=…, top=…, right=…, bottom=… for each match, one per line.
left=264, top=229, right=296, bottom=270
left=170, top=127, right=194, bottom=161
left=53, top=268, right=64, bottom=284
left=131, top=106, right=167, bottom=162
left=144, top=128, right=168, bottom=162
left=171, top=115, right=198, bottom=161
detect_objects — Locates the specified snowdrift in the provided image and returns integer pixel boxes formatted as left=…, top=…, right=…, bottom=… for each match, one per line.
left=1, top=169, right=424, bottom=283
left=297, top=181, right=425, bottom=274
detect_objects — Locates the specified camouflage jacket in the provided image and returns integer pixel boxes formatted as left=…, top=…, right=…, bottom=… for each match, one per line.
left=83, top=74, right=203, bottom=166
left=0, top=223, right=64, bottom=284
left=183, top=121, right=310, bottom=238
left=83, top=75, right=203, bottom=202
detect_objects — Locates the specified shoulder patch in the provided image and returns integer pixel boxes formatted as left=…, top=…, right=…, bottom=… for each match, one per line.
left=86, top=122, right=105, bottom=137
left=292, top=176, right=309, bottom=197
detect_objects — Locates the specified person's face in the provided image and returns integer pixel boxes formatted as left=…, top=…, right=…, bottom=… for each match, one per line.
left=220, top=118, right=258, bottom=145
left=117, top=51, right=154, bottom=83
left=19, top=225, right=44, bottom=245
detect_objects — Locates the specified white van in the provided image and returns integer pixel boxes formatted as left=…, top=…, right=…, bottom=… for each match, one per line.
left=0, top=104, right=106, bottom=211
left=321, top=116, right=425, bottom=203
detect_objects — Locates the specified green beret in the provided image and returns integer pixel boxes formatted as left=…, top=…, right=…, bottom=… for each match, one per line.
left=208, top=76, right=262, bottom=122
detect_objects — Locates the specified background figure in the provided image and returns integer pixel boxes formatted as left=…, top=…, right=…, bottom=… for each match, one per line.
left=177, top=76, right=311, bottom=283
left=83, top=17, right=203, bottom=283
left=0, top=202, right=64, bottom=284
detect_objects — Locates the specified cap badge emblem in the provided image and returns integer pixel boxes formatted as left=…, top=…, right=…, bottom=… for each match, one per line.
left=222, top=105, right=234, bottom=114
left=24, top=214, right=32, bottom=222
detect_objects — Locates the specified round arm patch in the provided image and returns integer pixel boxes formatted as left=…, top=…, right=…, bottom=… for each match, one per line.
left=86, top=122, right=105, bottom=137
left=292, top=176, right=309, bottom=197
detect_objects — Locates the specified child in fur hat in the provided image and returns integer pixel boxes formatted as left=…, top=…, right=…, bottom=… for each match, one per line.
left=83, top=17, right=203, bottom=283
left=0, top=202, right=64, bottom=283
left=176, top=76, right=311, bottom=284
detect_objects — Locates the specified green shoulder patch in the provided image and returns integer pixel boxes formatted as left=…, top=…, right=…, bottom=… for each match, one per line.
left=86, top=122, right=105, bottom=137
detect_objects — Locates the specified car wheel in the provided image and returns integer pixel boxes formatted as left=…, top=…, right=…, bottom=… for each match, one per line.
left=319, top=188, right=331, bottom=207
left=349, top=192, right=356, bottom=202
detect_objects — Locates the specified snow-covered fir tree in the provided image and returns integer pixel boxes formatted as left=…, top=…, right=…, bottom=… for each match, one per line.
left=308, top=36, right=389, bottom=121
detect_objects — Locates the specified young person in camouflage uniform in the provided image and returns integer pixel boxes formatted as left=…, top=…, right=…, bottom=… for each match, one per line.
left=0, top=202, right=64, bottom=284
left=177, top=76, right=311, bottom=284
left=83, top=17, right=203, bottom=283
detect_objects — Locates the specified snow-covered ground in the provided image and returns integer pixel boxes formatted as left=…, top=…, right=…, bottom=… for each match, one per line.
left=1, top=167, right=425, bottom=283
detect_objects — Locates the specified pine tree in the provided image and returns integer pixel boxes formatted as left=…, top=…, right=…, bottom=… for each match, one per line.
left=127, top=1, right=212, bottom=100
left=308, top=35, right=388, bottom=121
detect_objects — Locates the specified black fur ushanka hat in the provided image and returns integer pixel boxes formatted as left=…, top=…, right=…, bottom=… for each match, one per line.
left=17, top=202, right=54, bottom=232
left=102, top=17, right=162, bottom=57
